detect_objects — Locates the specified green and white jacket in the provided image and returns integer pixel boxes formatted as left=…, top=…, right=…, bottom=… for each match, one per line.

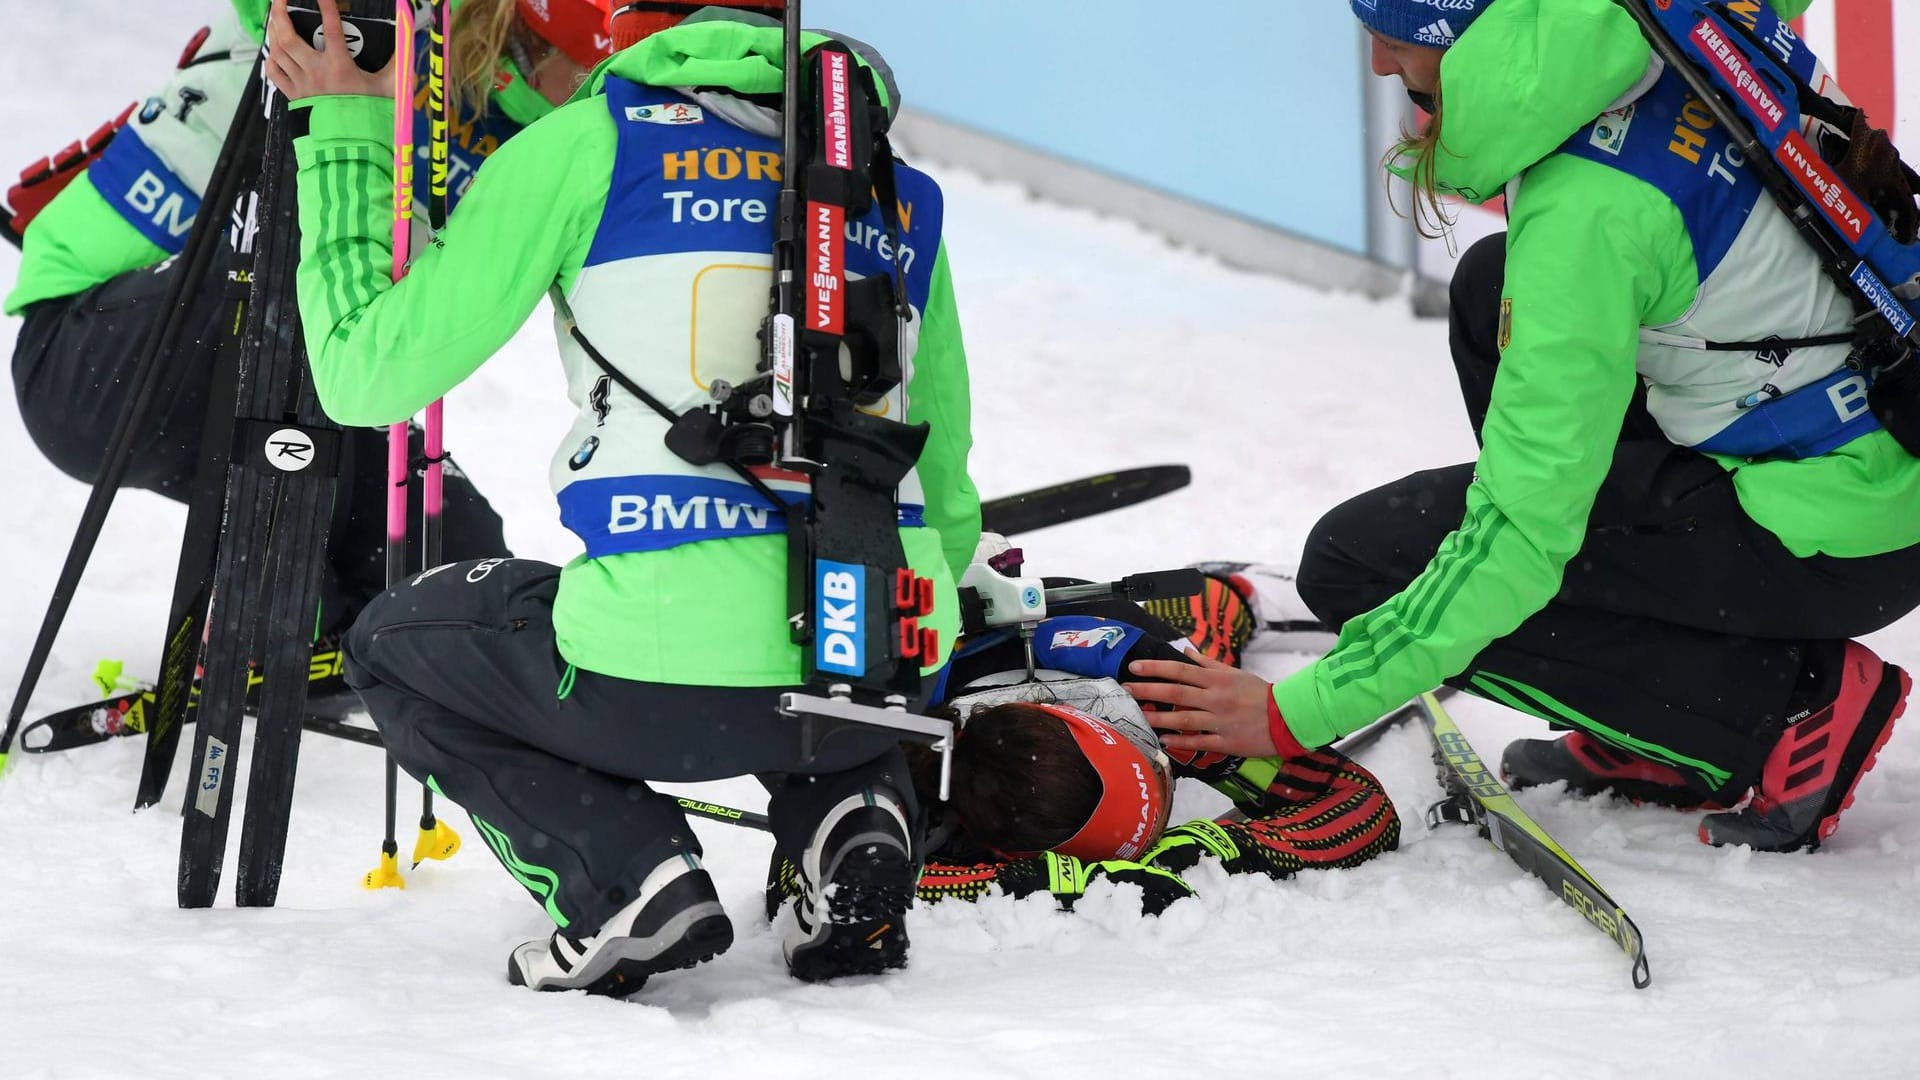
left=1274, top=0, right=1920, bottom=747
left=291, top=18, right=978, bottom=687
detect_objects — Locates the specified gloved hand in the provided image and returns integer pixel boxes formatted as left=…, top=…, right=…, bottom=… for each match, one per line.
left=1142, top=819, right=1247, bottom=874
left=1082, top=856, right=1195, bottom=915
left=972, top=851, right=1193, bottom=915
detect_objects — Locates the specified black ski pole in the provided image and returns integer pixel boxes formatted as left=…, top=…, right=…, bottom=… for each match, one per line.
left=2, top=59, right=268, bottom=776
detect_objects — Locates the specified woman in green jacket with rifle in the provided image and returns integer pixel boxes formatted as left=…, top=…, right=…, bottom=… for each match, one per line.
left=1135, top=0, right=1920, bottom=858
left=269, top=0, right=980, bottom=995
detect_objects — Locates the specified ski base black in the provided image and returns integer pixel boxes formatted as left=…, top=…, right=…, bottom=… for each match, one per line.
left=979, top=465, right=1190, bottom=536
left=19, top=690, right=372, bottom=755
left=178, top=76, right=347, bottom=909
left=1419, top=691, right=1652, bottom=989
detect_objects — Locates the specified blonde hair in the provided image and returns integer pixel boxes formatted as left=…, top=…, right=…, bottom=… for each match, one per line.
left=449, top=0, right=520, bottom=117
left=1386, top=94, right=1455, bottom=240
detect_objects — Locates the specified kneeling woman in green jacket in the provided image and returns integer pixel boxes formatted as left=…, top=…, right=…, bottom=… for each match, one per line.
left=1135, top=0, right=1920, bottom=858
left=269, top=0, right=980, bottom=994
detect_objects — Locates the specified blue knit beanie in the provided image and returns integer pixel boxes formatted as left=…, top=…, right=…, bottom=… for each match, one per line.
left=1349, top=0, right=1495, bottom=48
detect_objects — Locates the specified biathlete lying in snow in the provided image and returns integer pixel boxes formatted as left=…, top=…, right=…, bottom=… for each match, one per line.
left=769, top=571, right=1398, bottom=917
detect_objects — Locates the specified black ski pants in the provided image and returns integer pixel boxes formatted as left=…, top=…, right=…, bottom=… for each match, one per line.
left=1295, top=234, right=1920, bottom=800
left=344, top=557, right=919, bottom=933
left=11, top=253, right=509, bottom=631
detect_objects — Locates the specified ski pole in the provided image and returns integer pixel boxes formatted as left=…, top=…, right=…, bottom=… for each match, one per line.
left=409, top=0, right=459, bottom=871
left=674, top=797, right=770, bottom=832
left=366, top=0, right=421, bottom=891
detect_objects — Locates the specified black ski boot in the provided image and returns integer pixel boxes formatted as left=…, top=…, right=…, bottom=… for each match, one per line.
left=783, top=787, right=917, bottom=982
left=1501, top=731, right=1723, bottom=808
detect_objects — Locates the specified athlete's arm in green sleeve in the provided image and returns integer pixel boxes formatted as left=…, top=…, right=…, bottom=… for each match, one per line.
left=907, top=243, right=982, bottom=579
left=229, top=0, right=268, bottom=40
left=1273, top=159, right=1690, bottom=745
left=291, top=94, right=609, bottom=426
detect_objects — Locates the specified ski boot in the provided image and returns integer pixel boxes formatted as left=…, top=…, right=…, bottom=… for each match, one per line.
left=783, top=787, right=917, bottom=982
left=507, top=853, right=732, bottom=996
left=1701, top=642, right=1909, bottom=852
left=1501, top=731, right=1724, bottom=809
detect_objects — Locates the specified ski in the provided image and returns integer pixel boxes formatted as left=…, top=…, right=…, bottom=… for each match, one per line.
left=19, top=644, right=355, bottom=755
left=1331, top=684, right=1457, bottom=760
left=20, top=688, right=378, bottom=754
left=224, top=2, right=399, bottom=910
left=1418, top=691, right=1652, bottom=989
left=130, top=63, right=273, bottom=811
left=178, top=3, right=394, bottom=907
left=979, top=464, right=1190, bottom=537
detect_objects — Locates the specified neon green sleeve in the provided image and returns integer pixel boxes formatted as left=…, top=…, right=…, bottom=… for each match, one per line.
left=907, top=245, right=982, bottom=580
left=1272, top=157, right=1693, bottom=746
left=3, top=177, right=164, bottom=314
left=290, top=93, right=610, bottom=426
left=229, top=0, right=268, bottom=41
left=1768, top=0, right=1815, bottom=20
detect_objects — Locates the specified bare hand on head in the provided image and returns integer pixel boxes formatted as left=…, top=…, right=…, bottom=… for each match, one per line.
left=1126, top=651, right=1285, bottom=759
left=265, top=0, right=396, bottom=101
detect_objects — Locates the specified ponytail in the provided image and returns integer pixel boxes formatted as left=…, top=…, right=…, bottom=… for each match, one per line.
left=449, top=0, right=519, bottom=117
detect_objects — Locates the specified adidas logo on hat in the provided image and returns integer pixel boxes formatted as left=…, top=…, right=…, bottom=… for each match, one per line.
left=1413, top=18, right=1457, bottom=45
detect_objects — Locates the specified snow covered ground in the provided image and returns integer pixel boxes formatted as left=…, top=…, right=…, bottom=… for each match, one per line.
left=4, top=3, right=1920, bottom=1078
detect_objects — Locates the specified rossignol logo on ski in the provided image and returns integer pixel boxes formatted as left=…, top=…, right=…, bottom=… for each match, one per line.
left=193, top=736, right=228, bottom=817
left=1688, top=19, right=1784, bottom=130
left=264, top=428, right=316, bottom=472
left=815, top=559, right=866, bottom=677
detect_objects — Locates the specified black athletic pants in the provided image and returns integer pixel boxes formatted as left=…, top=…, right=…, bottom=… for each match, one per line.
left=11, top=253, right=509, bottom=630
left=1295, top=235, right=1920, bottom=800
left=344, top=557, right=919, bottom=933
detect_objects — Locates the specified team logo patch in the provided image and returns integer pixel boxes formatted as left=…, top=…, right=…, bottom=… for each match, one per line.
left=626, top=103, right=704, bottom=126
left=569, top=435, right=600, bottom=471
left=1498, top=297, right=1513, bottom=351
left=1051, top=626, right=1127, bottom=650
left=1588, top=104, right=1636, bottom=156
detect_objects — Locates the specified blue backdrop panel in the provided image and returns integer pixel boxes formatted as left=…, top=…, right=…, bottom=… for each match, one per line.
left=808, top=1, right=1372, bottom=254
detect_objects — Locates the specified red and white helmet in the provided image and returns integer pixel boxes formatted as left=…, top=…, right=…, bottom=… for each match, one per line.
left=515, top=0, right=614, bottom=70
left=609, top=1, right=786, bottom=51
left=949, top=673, right=1175, bottom=863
